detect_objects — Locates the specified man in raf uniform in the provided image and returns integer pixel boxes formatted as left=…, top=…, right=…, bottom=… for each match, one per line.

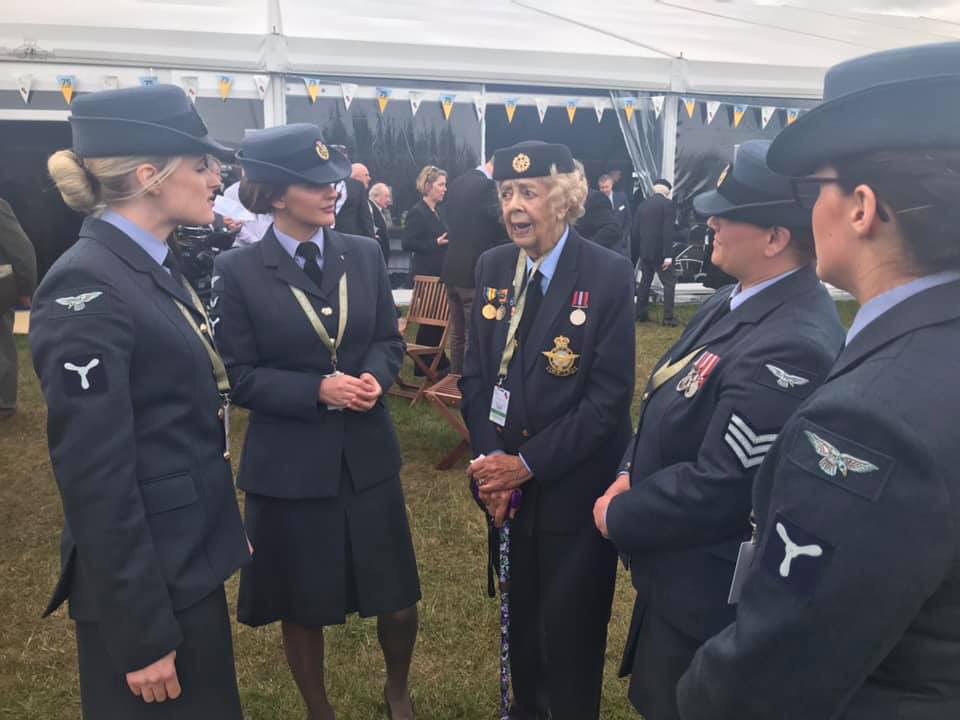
left=461, top=141, right=635, bottom=720
left=595, top=140, right=845, bottom=720
left=0, top=198, right=36, bottom=419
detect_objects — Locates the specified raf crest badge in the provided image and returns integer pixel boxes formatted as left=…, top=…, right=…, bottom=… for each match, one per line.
left=512, top=153, right=531, bottom=174
left=543, top=336, right=579, bottom=377
left=315, top=142, right=330, bottom=161
left=56, top=291, right=103, bottom=312
left=717, top=163, right=731, bottom=189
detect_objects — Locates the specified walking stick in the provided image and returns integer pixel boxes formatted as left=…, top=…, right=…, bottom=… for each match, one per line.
left=470, top=476, right=522, bottom=720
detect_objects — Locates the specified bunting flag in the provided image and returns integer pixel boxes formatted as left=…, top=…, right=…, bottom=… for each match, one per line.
left=505, top=98, right=518, bottom=124
left=474, top=94, right=487, bottom=123
left=440, top=94, right=456, bottom=121
left=182, top=76, right=199, bottom=103
left=218, top=75, right=233, bottom=102
left=683, top=97, right=697, bottom=119
left=593, top=98, right=606, bottom=122
left=57, top=75, right=76, bottom=104
left=706, top=101, right=722, bottom=125
left=651, top=95, right=665, bottom=119
left=341, top=82, right=358, bottom=111
left=565, top=99, right=577, bottom=124
left=17, top=74, right=33, bottom=104
left=103, top=75, right=120, bottom=91
left=253, top=75, right=270, bottom=100
left=733, top=104, right=748, bottom=128
left=409, top=91, right=423, bottom=116
left=139, top=75, right=158, bottom=87
left=304, top=78, right=321, bottom=104
left=761, top=106, right=777, bottom=130
left=535, top=97, right=549, bottom=123
left=377, top=87, right=392, bottom=113
left=624, top=97, right=636, bottom=123
left=787, top=108, right=800, bottom=126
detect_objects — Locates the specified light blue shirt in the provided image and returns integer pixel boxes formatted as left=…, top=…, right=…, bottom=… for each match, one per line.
left=729, top=267, right=801, bottom=312
left=478, top=164, right=492, bottom=180
left=274, top=225, right=325, bottom=271
left=101, top=210, right=170, bottom=271
left=525, top=225, right=570, bottom=295
left=846, top=270, right=960, bottom=344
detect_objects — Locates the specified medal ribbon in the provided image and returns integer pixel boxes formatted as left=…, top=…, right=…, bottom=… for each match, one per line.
left=496, top=248, right=554, bottom=380
left=649, top=346, right=705, bottom=395
left=289, top=273, right=349, bottom=370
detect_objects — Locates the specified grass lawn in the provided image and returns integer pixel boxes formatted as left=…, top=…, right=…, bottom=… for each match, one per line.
left=0, top=300, right=858, bottom=719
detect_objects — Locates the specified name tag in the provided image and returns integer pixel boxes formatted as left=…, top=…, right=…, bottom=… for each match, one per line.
left=727, top=541, right=757, bottom=604
left=489, top=385, right=510, bottom=426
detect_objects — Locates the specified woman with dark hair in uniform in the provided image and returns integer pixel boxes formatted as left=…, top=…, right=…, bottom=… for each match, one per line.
left=30, top=85, right=250, bottom=719
left=212, top=124, right=420, bottom=720
left=678, top=41, right=960, bottom=720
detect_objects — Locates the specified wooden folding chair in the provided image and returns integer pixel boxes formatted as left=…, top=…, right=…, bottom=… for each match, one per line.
left=424, top=373, right=471, bottom=469
left=395, top=275, right=451, bottom=405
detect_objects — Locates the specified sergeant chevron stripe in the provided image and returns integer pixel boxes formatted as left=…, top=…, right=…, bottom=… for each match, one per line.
left=725, top=413, right=777, bottom=469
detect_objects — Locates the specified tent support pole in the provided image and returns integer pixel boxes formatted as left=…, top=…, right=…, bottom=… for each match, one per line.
left=264, top=73, right=286, bottom=128
left=660, top=94, right=679, bottom=185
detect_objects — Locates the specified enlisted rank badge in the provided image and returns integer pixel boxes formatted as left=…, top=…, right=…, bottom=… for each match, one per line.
left=724, top=413, right=777, bottom=470
left=787, top=418, right=892, bottom=501
left=761, top=513, right=834, bottom=597
left=543, top=336, right=579, bottom=377
left=61, top=354, right=107, bottom=396
left=677, top=351, right=720, bottom=398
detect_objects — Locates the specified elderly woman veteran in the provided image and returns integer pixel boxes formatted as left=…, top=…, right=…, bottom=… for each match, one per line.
left=30, top=85, right=249, bottom=718
left=460, top=141, right=635, bottom=720
left=211, top=124, right=419, bottom=720
left=678, top=41, right=960, bottom=720
left=594, top=139, right=845, bottom=720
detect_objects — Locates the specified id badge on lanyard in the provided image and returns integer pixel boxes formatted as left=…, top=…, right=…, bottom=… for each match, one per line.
left=489, top=385, right=510, bottom=427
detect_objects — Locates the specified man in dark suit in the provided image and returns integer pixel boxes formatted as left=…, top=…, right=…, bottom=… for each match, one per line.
left=369, top=182, right=393, bottom=262
left=334, top=162, right=377, bottom=239
left=599, top=173, right=631, bottom=254
left=0, top=197, right=36, bottom=419
left=632, top=178, right=677, bottom=325
left=594, top=140, right=845, bottom=720
left=440, top=159, right=509, bottom=374
left=577, top=188, right=626, bottom=255
left=461, top=141, right=635, bottom=720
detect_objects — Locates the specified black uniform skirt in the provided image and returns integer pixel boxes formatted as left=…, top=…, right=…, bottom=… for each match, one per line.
left=76, top=586, right=242, bottom=720
left=238, top=468, right=421, bottom=628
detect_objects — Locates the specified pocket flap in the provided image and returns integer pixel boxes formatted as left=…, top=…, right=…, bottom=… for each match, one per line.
left=141, top=474, right=198, bottom=515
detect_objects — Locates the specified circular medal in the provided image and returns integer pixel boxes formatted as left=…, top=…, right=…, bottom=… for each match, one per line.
left=482, top=303, right=497, bottom=320
left=496, top=305, right=507, bottom=321
left=321, top=307, right=333, bottom=316
left=569, top=308, right=586, bottom=326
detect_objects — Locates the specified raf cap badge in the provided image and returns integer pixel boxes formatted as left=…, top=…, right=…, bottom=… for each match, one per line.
left=543, top=336, right=580, bottom=377
left=717, top=163, right=731, bottom=189
left=315, top=141, right=330, bottom=161
left=512, top=153, right=531, bottom=174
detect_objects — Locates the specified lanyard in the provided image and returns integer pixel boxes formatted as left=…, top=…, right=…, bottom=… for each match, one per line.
left=289, top=273, right=349, bottom=370
left=496, top=248, right=553, bottom=381
left=649, top=346, right=705, bottom=394
left=172, top=280, right=230, bottom=396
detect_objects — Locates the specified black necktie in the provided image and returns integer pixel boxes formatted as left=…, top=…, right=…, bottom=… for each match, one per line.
left=296, top=242, right=324, bottom=289
left=519, top=270, right=543, bottom=344
left=162, top=250, right=186, bottom=288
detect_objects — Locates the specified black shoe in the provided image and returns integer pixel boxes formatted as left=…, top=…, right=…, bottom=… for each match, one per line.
left=662, top=318, right=678, bottom=327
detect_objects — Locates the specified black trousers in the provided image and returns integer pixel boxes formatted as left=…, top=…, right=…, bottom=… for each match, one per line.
left=635, top=260, right=677, bottom=321
left=76, top=586, right=242, bottom=720
left=508, top=522, right=618, bottom=720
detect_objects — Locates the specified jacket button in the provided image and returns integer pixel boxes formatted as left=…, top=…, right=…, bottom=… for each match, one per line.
left=522, top=429, right=530, bottom=438
left=200, top=323, right=209, bottom=334
left=642, top=392, right=650, bottom=401
left=218, top=407, right=225, bottom=420
left=223, top=450, right=231, bottom=461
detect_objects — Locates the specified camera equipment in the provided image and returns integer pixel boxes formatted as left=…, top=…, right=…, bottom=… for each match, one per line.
left=170, top=221, right=237, bottom=304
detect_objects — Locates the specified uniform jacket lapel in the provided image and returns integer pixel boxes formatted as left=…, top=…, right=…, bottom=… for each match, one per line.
left=524, top=230, right=581, bottom=375
left=828, top=279, right=960, bottom=381
left=260, top=226, right=325, bottom=301
left=87, top=217, right=201, bottom=321
left=318, top=230, right=348, bottom=303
